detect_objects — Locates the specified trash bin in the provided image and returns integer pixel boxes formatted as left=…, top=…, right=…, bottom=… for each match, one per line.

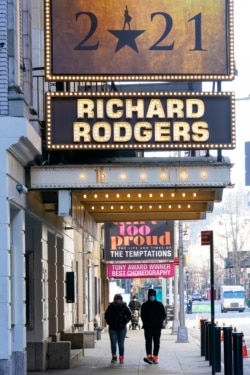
left=95, top=328, right=102, bottom=340
left=186, top=301, right=192, bottom=314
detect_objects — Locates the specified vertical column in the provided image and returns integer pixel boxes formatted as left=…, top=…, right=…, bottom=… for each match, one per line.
left=177, top=221, right=188, bottom=342
left=48, top=231, right=57, bottom=338
left=0, top=198, right=11, bottom=375
left=11, top=209, right=26, bottom=375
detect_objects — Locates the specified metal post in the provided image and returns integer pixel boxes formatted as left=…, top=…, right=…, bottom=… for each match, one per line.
left=172, top=221, right=179, bottom=334
left=200, top=230, right=215, bottom=375
left=214, top=326, right=221, bottom=372
left=177, top=221, right=188, bottom=342
left=205, top=322, right=211, bottom=361
left=233, top=332, right=243, bottom=375
left=200, top=319, right=208, bottom=356
left=186, top=270, right=189, bottom=303
left=162, top=277, right=167, bottom=306
left=223, top=326, right=233, bottom=375
left=209, top=231, right=216, bottom=375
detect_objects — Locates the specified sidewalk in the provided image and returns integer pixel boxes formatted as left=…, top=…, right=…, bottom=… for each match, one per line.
left=28, top=325, right=221, bottom=375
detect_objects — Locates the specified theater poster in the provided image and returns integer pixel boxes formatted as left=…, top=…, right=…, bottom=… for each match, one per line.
left=45, top=0, right=234, bottom=81
left=104, top=221, right=174, bottom=261
left=107, top=262, right=175, bottom=278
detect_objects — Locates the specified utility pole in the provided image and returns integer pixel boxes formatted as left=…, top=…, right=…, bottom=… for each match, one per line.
left=177, top=221, right=188, bottom=343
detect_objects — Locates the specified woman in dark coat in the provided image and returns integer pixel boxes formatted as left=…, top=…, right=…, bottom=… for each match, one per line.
left=141, top=289, right=166, bottom=364
left=104, top=294, right=131, bottom=364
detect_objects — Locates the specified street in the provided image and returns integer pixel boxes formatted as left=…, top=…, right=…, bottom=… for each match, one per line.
left=185, top=300, right=250, bottom=349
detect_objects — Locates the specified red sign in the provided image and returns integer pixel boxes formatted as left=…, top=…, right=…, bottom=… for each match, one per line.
left=173, top=257, right=179, bottom=266
left=107, top=263, right=174, bottom=279
left=201, top=231, right=213, bottom=245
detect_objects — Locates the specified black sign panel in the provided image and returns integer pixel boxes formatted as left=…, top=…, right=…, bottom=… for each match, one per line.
left=46, top=91, right=235, bottom=150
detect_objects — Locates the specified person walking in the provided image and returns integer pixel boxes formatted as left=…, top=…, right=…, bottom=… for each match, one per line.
left=128, top=295, right=141, bottom=330
left=104, top=294, right=131, bottom=364
left=128, top=295, right=141, bottom=311
left=140, top=289, right=166, bottom=364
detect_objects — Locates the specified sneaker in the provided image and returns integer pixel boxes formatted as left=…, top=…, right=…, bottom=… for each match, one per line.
left=119, top=356, right=124, bottom=364
left=111, top=355, right=117, bottom=363
left=143, top=355, right=153, bottom=364
left=152, top=356, right=159, bottom=364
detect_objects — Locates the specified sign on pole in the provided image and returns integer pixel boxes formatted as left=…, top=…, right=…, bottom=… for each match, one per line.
left=201, top=230, right=213, bottom=246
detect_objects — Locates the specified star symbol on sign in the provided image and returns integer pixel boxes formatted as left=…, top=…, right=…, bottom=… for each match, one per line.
left=108, top=30, right=145, bottom=53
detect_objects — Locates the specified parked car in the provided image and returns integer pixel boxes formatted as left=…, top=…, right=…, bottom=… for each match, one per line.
left=192, top=293, right=202, bottom=302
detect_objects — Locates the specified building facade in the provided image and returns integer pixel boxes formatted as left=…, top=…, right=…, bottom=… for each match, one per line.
left=0, top=1, right=107, bottom=373
left=0, top=1, right=234, bottom=373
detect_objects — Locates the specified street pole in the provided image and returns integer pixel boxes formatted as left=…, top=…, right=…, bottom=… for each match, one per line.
left=172, top=220, right=180, bottom=334
left=186, top=271, right=189, bottom=303
left=177, top=221, right=188, bottom=342
left=210, top=231, right=215, bottom=375
left=201, top=230, right=215, bottom=375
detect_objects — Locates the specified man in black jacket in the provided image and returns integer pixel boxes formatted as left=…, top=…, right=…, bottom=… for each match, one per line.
left=104, top=294, right=131, bottom=364
left=141, top=289, right=166, bottom=364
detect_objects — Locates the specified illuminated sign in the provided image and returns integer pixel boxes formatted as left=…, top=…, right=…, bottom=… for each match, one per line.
left=107, top=263, right=174, bottom=279
left=104, top=221, right=174, bottom=261
left=45, top=91, right=235, bottom=150
left=45, top=0, right=234, bottom=81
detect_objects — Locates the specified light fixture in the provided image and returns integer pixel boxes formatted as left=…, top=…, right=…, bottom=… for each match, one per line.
left=86, top=234, right=94, bottom=253
left=201, top=171, right=208, bottom=179
left=180, top=170, right=188, bottom=180
left=99, top=169, right=106, bottom=181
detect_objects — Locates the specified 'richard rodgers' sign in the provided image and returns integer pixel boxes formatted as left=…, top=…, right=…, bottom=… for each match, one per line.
left=45, top=92, right=235, bottom=150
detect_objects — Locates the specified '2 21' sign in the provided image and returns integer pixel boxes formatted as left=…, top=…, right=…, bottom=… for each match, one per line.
left=46, top=0, right=233, bottom=80
left=74, top=12, right=204, bottom=52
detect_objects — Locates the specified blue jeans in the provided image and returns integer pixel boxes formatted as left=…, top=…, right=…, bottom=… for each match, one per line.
left=108, top=328, right=126, bottom=356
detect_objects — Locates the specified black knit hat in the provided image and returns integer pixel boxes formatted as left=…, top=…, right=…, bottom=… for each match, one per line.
left=114, top=294, right=123, bottom=301
left=148, top=289, right=156, bottom=298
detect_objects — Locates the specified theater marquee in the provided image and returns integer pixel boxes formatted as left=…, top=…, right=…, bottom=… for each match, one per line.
left=45, top=0, right=234, bottom=81
left=45, top=91, right=235, bottom=150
